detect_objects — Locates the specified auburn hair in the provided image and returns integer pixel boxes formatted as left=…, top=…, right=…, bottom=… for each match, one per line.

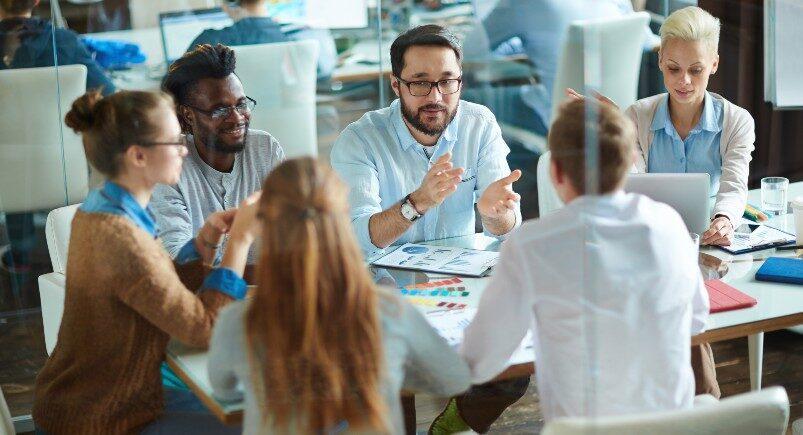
left=64, top=90, right=174, bottom=177
left=246, top=157, right=388, bottom=432
left=548, top=99, right=635, bottom=194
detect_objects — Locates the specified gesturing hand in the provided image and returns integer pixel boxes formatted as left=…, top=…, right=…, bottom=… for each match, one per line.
left=409, top=152, right=464, bottom=213
left=477, top=170, right=522, bottom=219
left=565, top=88, right=619, bottom=109
left=702, top=215, right=734, bottom=246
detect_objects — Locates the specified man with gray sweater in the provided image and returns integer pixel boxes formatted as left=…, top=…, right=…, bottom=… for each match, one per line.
left=152, top=44, right=284, bottom=261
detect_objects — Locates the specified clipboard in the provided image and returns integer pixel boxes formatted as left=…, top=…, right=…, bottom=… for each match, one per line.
left=717, top=223, right=795, bottom=255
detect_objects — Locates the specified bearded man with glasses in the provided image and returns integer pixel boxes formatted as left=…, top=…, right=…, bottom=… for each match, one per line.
left=330, top=25, right=528, bottom=434
left=332, top=24, right=522, bottom=259
left=152, top=43, right=284, bottom=264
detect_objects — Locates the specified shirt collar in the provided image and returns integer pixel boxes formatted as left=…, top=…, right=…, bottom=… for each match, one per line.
left=651, top=92, right=721, bottom=134
left=390, top=99, right=460, bottom=152
left=651, top=94, right=670, bottom=133
left=698, top=92, right=721, bottom=133
left=566, top=190, right=630, bottom=214
left=100, top=181, right=158, bottom=237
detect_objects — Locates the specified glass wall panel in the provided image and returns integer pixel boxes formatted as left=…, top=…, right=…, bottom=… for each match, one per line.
left=6, top=0, right=801, bottom=433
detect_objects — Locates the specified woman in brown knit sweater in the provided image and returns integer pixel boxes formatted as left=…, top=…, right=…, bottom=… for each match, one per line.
left=32, top=90, right=259, bottom=434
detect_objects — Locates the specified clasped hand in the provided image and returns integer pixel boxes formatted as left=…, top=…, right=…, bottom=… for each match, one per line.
left=195, top=192, right=262, bottom=265
left=409, top=152, right=521, bottom=219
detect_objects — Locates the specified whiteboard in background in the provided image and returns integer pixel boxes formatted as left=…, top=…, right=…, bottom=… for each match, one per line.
left=764, top=0, right=803, bottom=109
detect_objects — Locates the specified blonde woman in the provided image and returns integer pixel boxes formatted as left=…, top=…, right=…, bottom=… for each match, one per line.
left=207, top=158, right=470, bottom=434
left=626, top=6, right=754, bottom=246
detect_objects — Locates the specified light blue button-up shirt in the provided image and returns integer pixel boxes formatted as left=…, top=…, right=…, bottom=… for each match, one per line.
left=330, top=99, right=520, bottom=259
left=647, top=92, right=724, bottom=196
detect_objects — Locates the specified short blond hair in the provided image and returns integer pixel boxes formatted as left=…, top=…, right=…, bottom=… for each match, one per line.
left=548, top=100, right=636, bottom=195
left=660, top=6, right=721, bottom=54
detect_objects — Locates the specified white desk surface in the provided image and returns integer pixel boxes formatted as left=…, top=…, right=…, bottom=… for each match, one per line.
left=167, top=183, right=803, bottom=423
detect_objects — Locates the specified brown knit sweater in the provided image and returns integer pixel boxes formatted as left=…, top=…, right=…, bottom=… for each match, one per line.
left=33, top=211, right=233, bottom=434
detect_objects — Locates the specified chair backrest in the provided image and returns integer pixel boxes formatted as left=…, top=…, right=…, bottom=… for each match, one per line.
left=542, top=386, right=790, bottom=435
left=0, top=65, right=89, bottom=213
left=129, top=0, right=217, bottom=29
left=550, top=12, right=649, bottom=125
left=45, top=204, right=80, bottom=274
left=536, top=151, right=564, bottom=216
left=232, top=40, right=319, bottom=159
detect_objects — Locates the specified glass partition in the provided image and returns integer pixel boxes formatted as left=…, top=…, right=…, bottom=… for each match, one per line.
left=5, top=0, right=798, bottom=433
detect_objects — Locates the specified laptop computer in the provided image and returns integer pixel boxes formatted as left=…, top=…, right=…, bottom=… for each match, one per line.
left=158, top=8, right=233, bottom=66
left=624, top=173, right=711, bottom=235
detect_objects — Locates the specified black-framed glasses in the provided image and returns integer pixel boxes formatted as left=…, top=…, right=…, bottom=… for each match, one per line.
left=397, top=77, right=462, bottom=97
left=185, top=96, right=257, bottom=120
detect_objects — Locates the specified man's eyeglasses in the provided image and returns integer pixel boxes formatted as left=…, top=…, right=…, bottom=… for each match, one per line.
left=185, top=96, right=257, bottom=120
left=397, top=77, right=462, bottom=97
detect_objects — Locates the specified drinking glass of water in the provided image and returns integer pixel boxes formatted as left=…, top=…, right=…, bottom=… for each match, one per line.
left=761, top=177, right=789, bottom=215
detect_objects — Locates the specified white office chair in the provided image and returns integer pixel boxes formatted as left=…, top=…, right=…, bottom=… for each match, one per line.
left=0, top=65, right=89, bottom=214
left=129, top=0, right=217, bottom=29
left=0, top=387, right=13, bottom=435
left=232, top=40, right=319, bottom=159
left=542, top=386, right=790, bottom=435
left=549, top=12, right=649, bottom=124
left=38, top=204, right=80, bottom=355
left=536, top=151, right=564, bottom=217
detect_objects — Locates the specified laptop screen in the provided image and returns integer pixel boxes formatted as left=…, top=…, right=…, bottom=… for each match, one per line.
left=159, top=8, right=233, bottom=65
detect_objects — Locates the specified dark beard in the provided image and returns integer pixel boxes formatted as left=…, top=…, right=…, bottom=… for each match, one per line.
left=401, top=100, right=457, bottom=137
left=203, top=126, right=249, bottom=154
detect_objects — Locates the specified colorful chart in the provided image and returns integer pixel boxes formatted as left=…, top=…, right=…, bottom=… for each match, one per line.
left=399, top=277, right=469, bottom=297
left=406, top=297, right=467, bottom=311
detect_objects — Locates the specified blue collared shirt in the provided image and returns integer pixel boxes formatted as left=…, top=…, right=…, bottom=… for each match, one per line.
left=647, top=92, right=724, bottom=196
left=80, top=181, right=247, bottom=299
left=330, top=99, right=521, bottom=260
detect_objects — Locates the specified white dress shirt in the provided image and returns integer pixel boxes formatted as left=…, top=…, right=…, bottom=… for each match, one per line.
left=461, top=191, right=709, bottom=421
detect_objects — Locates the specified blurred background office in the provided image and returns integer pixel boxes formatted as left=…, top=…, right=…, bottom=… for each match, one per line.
left=4, top=0, right=803, bottom=433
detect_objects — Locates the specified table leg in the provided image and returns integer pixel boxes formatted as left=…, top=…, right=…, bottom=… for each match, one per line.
left=402, top=395, right=416, bottom=434
left=748, top=332, right=764, bottom=390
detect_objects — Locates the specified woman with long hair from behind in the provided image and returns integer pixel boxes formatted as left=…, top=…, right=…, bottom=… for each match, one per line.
left=208, top=158, right=471, bottom=434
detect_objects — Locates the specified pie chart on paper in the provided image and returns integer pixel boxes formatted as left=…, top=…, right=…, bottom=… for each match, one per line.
left=402, top=246, right=429, bottom=254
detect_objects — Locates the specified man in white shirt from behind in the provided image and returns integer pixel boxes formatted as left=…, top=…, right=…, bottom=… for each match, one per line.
left=461, top=99, right=709, bottom=420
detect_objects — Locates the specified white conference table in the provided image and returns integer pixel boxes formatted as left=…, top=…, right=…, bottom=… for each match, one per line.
left=167, top=182, right=803, bottom=425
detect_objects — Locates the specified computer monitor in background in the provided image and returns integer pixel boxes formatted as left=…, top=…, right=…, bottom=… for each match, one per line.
left=159, top=8, right=233, bottom=65
left=266, top=0, right=368, bottom=29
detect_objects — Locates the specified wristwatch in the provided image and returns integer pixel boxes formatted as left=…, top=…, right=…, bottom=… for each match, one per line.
left=400, top=194, right=422, bottom=222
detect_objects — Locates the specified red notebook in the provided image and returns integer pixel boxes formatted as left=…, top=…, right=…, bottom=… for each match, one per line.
left=705, top=279, right=757, bottom=313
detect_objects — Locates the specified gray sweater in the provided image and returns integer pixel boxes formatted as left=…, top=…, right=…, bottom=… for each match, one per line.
left=208, top=290, right=471, bottom=434
left=151, top=130, right=284, bottom=260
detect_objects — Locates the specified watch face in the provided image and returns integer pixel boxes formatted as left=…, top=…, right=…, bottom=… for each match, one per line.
left=401, top=201, right=419, bottom=222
